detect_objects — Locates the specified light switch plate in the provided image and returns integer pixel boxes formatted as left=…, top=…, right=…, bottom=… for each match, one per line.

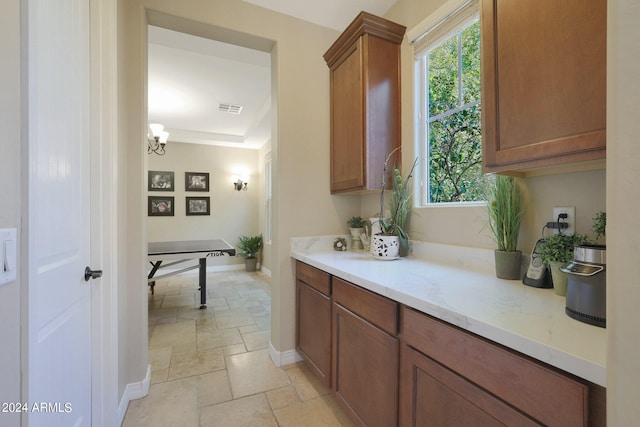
left=0, top=228, right=17, bottom=286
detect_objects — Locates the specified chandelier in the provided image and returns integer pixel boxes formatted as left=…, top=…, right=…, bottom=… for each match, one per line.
left=148, top=123, right=169, bottom=155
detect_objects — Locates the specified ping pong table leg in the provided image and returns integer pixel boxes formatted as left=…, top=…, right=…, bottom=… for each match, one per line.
left=148, top=261, right=162, bottom=295
left=199, top=258, right=207, bottom=309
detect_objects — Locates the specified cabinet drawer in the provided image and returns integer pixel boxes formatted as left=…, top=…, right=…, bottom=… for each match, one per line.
left=401, top=306, right=588, bottom=427
left=333, top=277, right=398, bottom=335
left=296, top=261, right=331, bottom=296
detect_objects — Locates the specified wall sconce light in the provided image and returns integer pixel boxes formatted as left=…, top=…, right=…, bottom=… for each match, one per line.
left=233, top=177, right=248, bottom=191
left=148, top=123, right=169, bottom=155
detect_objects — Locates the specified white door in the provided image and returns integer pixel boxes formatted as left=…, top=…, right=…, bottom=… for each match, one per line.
left=27, top=0, right=94, bottom=425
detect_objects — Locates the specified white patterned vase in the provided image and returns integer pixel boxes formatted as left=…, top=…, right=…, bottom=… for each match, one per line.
left=370, top=235, right=400, bottom=259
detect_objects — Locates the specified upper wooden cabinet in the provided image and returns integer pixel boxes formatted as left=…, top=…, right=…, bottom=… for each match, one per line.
left=481, top=0, right=607, bottom=173
left=324, top=12, right=406, bottom=193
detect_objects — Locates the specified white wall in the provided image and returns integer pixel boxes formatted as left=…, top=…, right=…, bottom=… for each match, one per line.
left=370, top=0, right=607, bottom=254
left=258, top=140, right=273, bottom=273
left=147, top=142, right=259, bottom=268
left=607, top=0, right=640, bottom=423
left=118, top=0, right=149, bottom=400
left=119, top=0, right=355, bottom=391
left=0, top=1, right=22, bottom=426
left=385, top=0, right=640, bottom=424
left=118, top=2, right=640, bottom=424
left=361, top=168, right=607, bottom=253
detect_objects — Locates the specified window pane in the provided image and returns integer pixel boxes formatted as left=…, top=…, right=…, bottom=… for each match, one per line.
left=429, top=105, right=484, bottom=203
left=461, top=21, right=481, bottom=105
left=423, top=19, right=485, bottom=204
left=428, top=37, right=459, bottom=117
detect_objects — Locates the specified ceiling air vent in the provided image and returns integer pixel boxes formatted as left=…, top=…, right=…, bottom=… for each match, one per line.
left=219, top=103, right=244, bottom=114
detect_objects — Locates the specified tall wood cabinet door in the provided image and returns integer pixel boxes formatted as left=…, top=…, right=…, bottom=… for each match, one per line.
left=325, top=12, right=405, bottom=193
left=330, top=40, right=365, bottom=193
left=481, top=0, right=606, bottom=173
left=399, top=345, right=541, bottom=427
left=296, top=280, right=332, bottom=387
left=332, top=303, right=399, bottom=427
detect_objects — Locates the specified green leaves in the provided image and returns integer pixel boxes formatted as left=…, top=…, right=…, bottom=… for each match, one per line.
left=347, top=216, right=366, bottom=228
left=487, top=175, right=526, bottom=252
left=592, top=211, right=606, bottom=241
left=428, top=106, right=484, bottom=202
left=237, top=234, right=263, bottom=259
left=427, top=21, right=484, bottom=203
left=377, top=150, right=418, bottom=239
left=539, top=233, right=592, bottom=263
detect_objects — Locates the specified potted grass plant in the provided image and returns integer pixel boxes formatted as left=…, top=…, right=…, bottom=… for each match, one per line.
left=237, top=234, right=263, bottom=272
left=487, top=175, right=527, bottom=279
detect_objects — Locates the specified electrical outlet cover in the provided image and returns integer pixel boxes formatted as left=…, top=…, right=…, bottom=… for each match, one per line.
left=552, top=207, right=576, bottom=235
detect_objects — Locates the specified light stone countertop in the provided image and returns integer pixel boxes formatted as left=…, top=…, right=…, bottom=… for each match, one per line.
left=290, top=236, right=607, bottom=387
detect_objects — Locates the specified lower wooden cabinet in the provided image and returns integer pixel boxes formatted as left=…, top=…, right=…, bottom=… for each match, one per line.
left=400, top=306, right=605, bottom=427
left=296, top=280, right=331, bottom=386
left=295, top=261, right=332, bottom=387
left=294, top=262, right=605, bottom=427
left=399, top=344, right=540, bottom=427
left=332, top=296, right=399, bottom=427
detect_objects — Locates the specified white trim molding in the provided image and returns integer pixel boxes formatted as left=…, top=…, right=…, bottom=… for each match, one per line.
left=117, top=364, right=151, bottom=425
left=268, top=341, right=303, bottom=367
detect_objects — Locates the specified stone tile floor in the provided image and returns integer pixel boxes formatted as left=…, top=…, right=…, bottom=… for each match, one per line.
left=123, top=270, right=354, bottom=427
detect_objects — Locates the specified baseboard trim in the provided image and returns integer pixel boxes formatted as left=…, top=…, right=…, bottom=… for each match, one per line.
left=260, top=266, right=272, bottom=277
left=117, top=364, right=151, bottom=426
left=268, top=341, right=303, bottom=367
left=207, top=264, right=245, bottom=273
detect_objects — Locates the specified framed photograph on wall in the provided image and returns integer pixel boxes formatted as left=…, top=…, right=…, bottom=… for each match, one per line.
left=148, top=196, right=174, bottom=216
left=185, top=172, right=209, bottom=191
left=186, top=197, right=210, bottom=216
left=148, top=171, right=174, bottom=191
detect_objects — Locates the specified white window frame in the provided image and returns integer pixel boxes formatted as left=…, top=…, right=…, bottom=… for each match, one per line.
left=410, top=0, right=483, bottom=207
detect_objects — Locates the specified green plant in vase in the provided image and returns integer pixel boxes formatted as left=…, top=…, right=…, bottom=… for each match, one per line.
left=539, top=233, right=592, bottom=295
left=486, top=175, right=526, bottom=279
left=592, top=211, right=606, bottom=243
left=347, top=216, right=367, bottom=250
left=237, top=234, right=263, bottom=272
left=373, top=147, right=418, bottom=258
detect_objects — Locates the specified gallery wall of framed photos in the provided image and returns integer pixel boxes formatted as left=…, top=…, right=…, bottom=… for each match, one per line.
left=148, top=170, right=211, bottom=216
left=146, top=141, right=261, bottom=245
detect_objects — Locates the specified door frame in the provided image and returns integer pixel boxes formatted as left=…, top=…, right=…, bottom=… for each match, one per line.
left=88, top=0, right=119, bottom=425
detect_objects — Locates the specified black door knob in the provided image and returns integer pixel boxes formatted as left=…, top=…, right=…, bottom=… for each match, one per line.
left=84, top=266, right=103, bottom=281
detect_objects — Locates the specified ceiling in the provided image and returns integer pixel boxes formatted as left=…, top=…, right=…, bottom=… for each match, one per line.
left=243, top=0, right=398, bottom=31
left=147, top=0, right=398, bottom=150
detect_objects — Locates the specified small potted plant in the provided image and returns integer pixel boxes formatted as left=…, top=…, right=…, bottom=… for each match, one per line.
left=371, top=148, right=418, bottom=258
left=540, top=233, right=591, bottom=295
left=486, top=175, right=527, bottom=279
left=592, top=211, right=606, bottom=243
left=237, top=234, right=263, bottom=272
left=347, top=216, right=367, bottom=250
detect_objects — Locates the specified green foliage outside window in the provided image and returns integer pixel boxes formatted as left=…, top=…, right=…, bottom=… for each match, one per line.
left=426, top=20, right=485, bottom=203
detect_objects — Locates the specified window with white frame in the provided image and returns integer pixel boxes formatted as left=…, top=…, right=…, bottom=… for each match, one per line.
left=414, top=0, right=485, bottom=205
left=264, top=152, right=272, bottom=244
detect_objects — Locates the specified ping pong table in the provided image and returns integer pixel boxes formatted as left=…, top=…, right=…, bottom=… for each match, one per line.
left=148, top=239, right=236, bottom=309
